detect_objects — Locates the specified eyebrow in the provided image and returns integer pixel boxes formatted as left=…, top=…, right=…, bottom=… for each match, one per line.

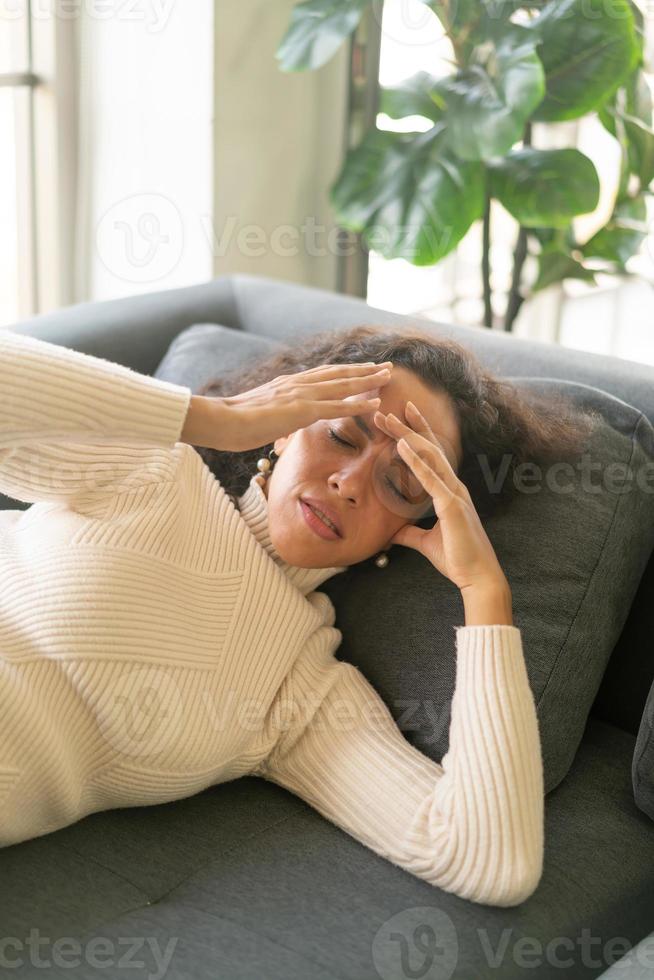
left=352, top=413, right=412, bottom=477
left=353, top=413, right=461, bottom=474
left=353, top=414, right=375, bottom=440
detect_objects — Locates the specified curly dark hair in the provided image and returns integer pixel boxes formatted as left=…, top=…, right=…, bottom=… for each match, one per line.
left=192, top=323, right=601, bottom=525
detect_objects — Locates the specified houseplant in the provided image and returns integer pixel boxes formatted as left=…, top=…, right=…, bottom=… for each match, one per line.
left=276, top=0, right=652, bottom=330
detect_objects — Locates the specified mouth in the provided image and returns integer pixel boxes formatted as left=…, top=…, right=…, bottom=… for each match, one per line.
left=299, top=498, right=343, bottom=540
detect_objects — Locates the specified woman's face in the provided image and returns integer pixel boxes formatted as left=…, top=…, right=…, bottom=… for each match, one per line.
left=262, top=365, right=463, bottom=568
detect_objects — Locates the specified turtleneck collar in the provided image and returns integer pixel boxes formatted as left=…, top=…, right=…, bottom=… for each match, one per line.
left=236, top=474, right=347, bottom=596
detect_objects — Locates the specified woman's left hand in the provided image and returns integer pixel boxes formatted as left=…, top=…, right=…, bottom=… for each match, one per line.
left=374, top=401, right=507, bottom=593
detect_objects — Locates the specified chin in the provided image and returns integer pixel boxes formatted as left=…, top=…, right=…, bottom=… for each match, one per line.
left=269, top=530, right=341, bottom=569
left=274, top=542, right=334, bottom=568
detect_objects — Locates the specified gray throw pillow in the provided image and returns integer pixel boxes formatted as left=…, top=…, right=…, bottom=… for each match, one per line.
left=155, top=323, right=282, bottom=392
left=155, top=323, right=654, bottom=795
left=633, top=680, right=654, bottom=820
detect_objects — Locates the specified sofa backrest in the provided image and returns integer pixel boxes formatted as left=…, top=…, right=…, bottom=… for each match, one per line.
left=5, top=272, right=654, bottom=735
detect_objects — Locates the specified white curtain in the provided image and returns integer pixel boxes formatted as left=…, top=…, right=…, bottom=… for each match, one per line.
left=73, top=2, right=214, bottom=303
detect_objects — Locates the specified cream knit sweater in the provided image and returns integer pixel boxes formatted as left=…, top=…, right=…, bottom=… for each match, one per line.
left=0, top=329, right=544, bottom=907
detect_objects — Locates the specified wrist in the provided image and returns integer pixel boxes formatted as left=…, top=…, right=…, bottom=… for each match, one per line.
left=180, top=395, right=222, bottom=449
left=461, top=578, right=513, bottom=626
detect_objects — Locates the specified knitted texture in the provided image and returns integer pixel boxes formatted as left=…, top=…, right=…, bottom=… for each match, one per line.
left=0, top=329, right=544, bottom=907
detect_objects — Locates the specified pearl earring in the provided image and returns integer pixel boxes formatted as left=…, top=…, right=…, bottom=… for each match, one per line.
left=375, top=552, right=389, bottom=568
left=255, top=448, right=279, bottom=486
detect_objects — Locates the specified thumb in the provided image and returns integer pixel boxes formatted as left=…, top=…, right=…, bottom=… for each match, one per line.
left=390, top=524, right=427, bottom=552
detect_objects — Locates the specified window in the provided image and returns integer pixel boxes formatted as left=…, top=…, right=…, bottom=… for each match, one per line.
left=0, top=8, right=33, bottom=326
left=1, top=2, right=213, bottom=323
left=0, top=2, right=75, bottom=328
left=360, top=0, right=654, bottom=365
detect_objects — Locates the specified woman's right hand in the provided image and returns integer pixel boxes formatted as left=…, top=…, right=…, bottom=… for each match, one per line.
left=185, top=361, right=394, bottom=453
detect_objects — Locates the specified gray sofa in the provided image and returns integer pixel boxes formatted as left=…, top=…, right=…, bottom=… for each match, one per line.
left=1, top=273, right=653, bottom=980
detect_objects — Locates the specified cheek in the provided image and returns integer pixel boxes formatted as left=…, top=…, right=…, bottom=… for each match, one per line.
left=279, top=431, right=316, bottom=473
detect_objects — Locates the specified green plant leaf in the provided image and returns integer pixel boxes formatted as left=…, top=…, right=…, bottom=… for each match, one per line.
left=628, top=0, right=645, bottom=58
left=330, top=127, right=484, bottom=264
left=530, top=225, right=577, bottom=254
left=489, top=148, right=600, bottom=226
left=600, top=71, right=654, bottom=189
left=529, top=0, right=639, bottom=121
left=581, top=195, right=648, bottom=266
left=276, top=0, right=370, bottom=72
left=379, top=71, right=445, bottom=124
left=421, top=0, right=546, bottom=48
left=533, top=251, right=597, bottom=291
left=435, top=24, right=545, bottom=160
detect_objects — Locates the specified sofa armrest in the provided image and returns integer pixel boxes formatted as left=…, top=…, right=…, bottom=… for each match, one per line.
left=3, top=277, right=242, bottom=375
left=7, top=272, right=654, bottom=425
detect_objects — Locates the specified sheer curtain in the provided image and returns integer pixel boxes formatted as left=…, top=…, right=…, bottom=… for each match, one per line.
left=73, top=2, right=214, bottom=303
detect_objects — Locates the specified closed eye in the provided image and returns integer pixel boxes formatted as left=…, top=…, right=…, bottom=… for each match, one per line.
left=326, top=427, right=408, bottom=502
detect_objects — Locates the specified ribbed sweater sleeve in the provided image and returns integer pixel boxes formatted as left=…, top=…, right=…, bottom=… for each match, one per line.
left=0, top=329, right=192, bottom=506
left=255, top=623, right=544, bottom=908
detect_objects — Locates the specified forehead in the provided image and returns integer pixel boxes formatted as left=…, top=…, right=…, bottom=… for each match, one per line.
left=357, top=364, right=463, bottom=470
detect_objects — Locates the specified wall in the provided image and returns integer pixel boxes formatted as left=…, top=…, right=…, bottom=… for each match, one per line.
left=212, top=0, right=350, bottom=290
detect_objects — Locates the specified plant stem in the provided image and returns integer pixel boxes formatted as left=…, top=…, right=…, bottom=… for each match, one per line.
left=504, top=122, right=533, bottom=332
left=482, top=193, right=492, bottom=329
left=504, top=228, right=528, bottom=331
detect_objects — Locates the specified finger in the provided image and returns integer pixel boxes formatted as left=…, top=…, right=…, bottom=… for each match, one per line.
left=314, top=396, right=382, bottom=418
left=405, top=400, right=434, bottom=436
left=375, top=411, right=459, bottom=491
left=391, top=522, right=428, bottom=552
left=405, top=402, right=461, bottom=473
left=304, top=368, right=392, bottom=398
left=397, top=438, right=456, bottom=514
left=297, top=360, right=393, bottom=381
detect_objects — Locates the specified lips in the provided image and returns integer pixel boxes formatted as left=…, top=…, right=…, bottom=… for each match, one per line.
left=300, top=497, right=343, bottom=537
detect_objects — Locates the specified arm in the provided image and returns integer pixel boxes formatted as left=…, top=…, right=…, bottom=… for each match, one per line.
left=0, top=329, right=192, bottom=507
left=254, top=621, right=544, bottom=908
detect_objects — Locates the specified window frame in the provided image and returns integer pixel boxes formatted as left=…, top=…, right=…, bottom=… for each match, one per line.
left=1, top=1, right=77, bottom=324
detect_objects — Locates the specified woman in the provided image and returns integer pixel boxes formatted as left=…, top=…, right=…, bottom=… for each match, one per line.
left=0, top=322, right=596, bottom=907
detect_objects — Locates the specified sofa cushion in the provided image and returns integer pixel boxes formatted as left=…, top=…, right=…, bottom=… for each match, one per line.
left=154, top=323, right=654, bottom=795
left=0, top=718, right=652, bottom=980
left=155, top=322, right=281, bottom=392
left=633, top=678, right=654, bottom=821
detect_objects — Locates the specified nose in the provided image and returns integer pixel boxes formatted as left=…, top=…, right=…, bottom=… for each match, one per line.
left=328, top=473, right=357, bottom=504
left=328, top=453, right=379, bottom=505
